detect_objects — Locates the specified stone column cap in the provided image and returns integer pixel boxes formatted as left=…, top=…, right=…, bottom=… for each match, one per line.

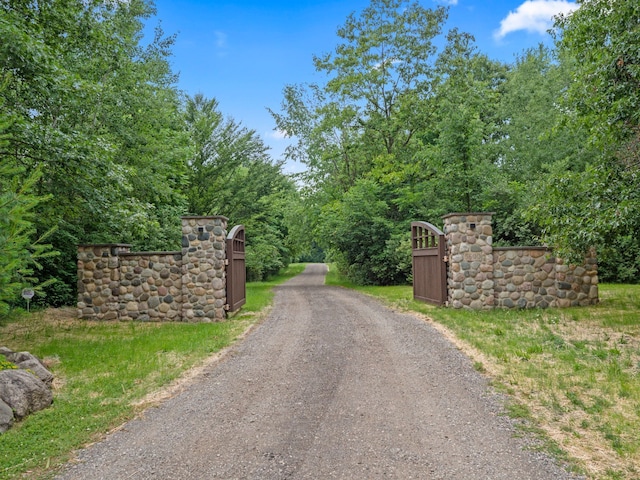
left=181, top=215, right=229, bottom=221
left=77, top=243, right=133, bottom=248
left=442, top=212, right=496, bottom=219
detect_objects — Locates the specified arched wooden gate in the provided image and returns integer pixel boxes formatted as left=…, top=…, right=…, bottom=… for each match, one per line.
left=412, top=221, right=448, bottom=306
left=225, top=225, right=246, bottom=312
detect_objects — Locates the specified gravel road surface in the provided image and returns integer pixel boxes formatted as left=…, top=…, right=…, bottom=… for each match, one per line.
left=57, top=263, right=581, bottom=479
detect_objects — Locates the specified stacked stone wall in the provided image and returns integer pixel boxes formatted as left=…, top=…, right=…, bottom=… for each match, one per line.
left=493, top=248, right=598, bottom=308
left=493, top=247, right=556, bottom=308
left=77, top=216, right=229, bottom=322
left=441, top=212, right=598, bottom=310
left=555, top=251, right=599, bottom=307
left=118, top=252, right=183, bottom=321
left=77, top=244, right=131, bottom=320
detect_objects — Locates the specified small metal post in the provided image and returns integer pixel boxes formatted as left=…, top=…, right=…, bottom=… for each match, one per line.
left=21, top=288, right=35, bottom=313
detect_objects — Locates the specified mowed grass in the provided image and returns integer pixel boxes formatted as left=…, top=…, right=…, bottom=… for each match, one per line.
left=0, top=263, right=305, bottom=480
left=327, top=267, right=640, bottom=480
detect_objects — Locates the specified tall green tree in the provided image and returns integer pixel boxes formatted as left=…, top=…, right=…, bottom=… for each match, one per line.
left=429, top=30, right=506, bottom=214
left=184, top=93, right=299, bottom=281
left=0, top=87, right=56, bottom=314
left=490, top=46, right=598, bottom=245
left=555, top=0, right=640, bottom=144
left=526, top=0, right=640, bottom=261
left=272, top=0, right=448, bottom=195
left=1, top=0, right=190, bottom=305
left=271, top=0, right=452, bottom=284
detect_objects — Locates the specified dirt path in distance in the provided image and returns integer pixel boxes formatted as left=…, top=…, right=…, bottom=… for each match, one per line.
left=57, top=263, right=582, bottom=479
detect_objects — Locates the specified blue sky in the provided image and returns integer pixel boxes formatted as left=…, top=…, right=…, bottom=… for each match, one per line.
left=143, top=0, right=577, bottom=172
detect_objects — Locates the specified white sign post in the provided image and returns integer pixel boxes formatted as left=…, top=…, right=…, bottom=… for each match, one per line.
left=21, top=288, right=35, bottom=312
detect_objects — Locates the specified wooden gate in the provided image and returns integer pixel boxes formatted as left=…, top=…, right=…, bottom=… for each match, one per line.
left=412, top=221, right=448, bottom=306
left=225, top=225, right=246, bottom=312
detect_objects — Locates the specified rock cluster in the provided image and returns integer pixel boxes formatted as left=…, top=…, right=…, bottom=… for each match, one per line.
left=0, top=347, right=54, bottom=434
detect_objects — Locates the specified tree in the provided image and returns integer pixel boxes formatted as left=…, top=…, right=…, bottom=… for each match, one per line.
left=0, top=89, right=55, bottom=314
left=272, top=0, right=448, bottom=195
left=185, top=93, right=261, bottom=216
left=488, top=46, right=598, bottom=246
left=555, top=0, right=640, bottom=144
left=525, top=0, right=640, bottom=260
left=184, top=93, right=299, bottom=281
left=1, top=0, right=190, bottom=305
left=271, top=0, right=452, bottom=284
left=316, top=179, right=407, bottom=285
left=429, top=30, right=506, bottom=214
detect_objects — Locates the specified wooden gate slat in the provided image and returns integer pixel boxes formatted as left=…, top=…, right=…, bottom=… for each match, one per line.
left=411, top=221, right=447, bottom=306
left=226, top=225, right=246, bottom=312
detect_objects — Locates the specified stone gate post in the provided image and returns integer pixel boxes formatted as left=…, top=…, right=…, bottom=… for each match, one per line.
left=181, top=216, right=228, bottom=321
left=442, top=213, right=495, bottom=309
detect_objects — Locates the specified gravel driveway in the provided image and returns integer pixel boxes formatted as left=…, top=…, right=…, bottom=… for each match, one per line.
left=57, top=263, right=581, bottom=479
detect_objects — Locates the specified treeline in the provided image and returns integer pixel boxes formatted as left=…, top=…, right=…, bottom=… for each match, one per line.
left=0, top=0, right=299, bottom=313
left=1, top=0, right=639, bottom=314
left=272, top=0, right=640, bottom=286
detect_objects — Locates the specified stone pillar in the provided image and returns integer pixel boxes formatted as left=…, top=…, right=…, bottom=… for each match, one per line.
left=181, top=216, right=228, bottom=321
left=77, top=244, right=131, bottom=320
left=442, top=213, right=494, bottom=310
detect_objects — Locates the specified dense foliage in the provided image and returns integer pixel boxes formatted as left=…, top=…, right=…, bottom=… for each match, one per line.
left=273, top=0, right=640, bottom=285
left=0, top=0, right=296, bottom=312
left=1, top=0, right=638, bottom=312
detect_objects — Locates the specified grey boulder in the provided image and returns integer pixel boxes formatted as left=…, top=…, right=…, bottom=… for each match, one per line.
left=0, top=369, right=53, bottom=420
left=0, top=397, right=13, bottom=433
left=4, top=351, right=54, bottom=387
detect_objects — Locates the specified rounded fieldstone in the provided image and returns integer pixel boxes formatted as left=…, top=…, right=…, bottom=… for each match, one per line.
left=197, top=272, right=208, bottom=283
left=452, top=290, right=464, bottom=300
left=470, top=300, right=483, bottom=309
left=148, top=296, right=161, bottom=309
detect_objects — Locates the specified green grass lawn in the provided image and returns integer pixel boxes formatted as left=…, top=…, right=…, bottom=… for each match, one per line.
left=0, top=263, right=305, bottom=480
left=327, top=265, right=640, bottom=480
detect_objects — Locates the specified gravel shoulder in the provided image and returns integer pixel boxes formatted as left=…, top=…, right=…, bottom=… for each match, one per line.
left=57, top=263, right=582, bottom=479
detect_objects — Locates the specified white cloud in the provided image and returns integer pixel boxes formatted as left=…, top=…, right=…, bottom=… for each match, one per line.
left=494, top=1, right=577, bottom=40
left=266, top=129, right=289, bottom=140
left=434, top=0, right=458, bottom=4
